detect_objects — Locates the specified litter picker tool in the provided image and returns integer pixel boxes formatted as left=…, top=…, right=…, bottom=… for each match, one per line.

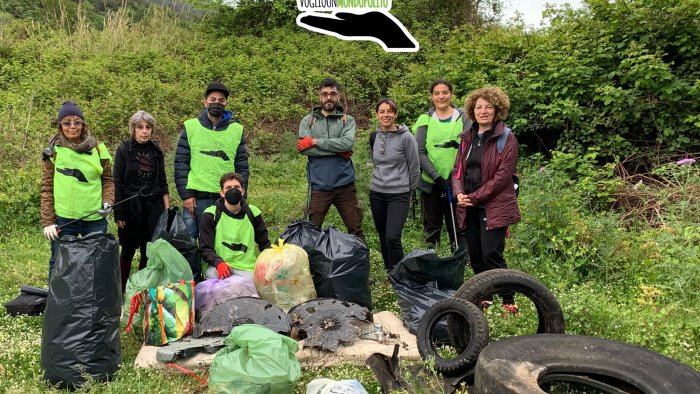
left=446, top=184, right=459, bottom=253
left=58, top=185, right=149, bottom=229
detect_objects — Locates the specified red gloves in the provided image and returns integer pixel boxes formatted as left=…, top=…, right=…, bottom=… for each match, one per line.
left=297, top=137, right=315, bottom=152
left=338, top=150, right=353, bottom=160
left=216, top=262, right=232, bottom=279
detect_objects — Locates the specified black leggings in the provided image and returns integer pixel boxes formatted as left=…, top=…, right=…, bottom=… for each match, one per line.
left=370, top=191, right=410, bottom=272
left=465, top=206, right=514, bottom=304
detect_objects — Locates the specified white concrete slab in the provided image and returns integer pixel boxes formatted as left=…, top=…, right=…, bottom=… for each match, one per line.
left=134, top=311, right=419, bottom=370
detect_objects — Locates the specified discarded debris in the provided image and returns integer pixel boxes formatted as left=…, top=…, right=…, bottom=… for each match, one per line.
left=156, top=336, right=225, bottom=362
left=288, top=298, right=372, bottom=352
left=193, top=297, right=291, bottom=338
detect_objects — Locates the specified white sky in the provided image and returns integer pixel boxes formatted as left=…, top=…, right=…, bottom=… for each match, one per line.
left=501, top=0, right=584, bottom=27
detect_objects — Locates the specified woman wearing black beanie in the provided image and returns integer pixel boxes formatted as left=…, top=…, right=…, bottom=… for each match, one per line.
left=40, top=101, right=115, bottom=277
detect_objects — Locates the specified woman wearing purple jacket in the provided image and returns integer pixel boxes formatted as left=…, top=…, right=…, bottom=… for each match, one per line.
left=451, top=86, right=521, bottom=314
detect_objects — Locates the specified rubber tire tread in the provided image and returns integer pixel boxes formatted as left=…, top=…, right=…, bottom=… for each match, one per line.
left=416, top=297, right=489, bottom=376
left=449, top=269, right=564, bottom=351
left=474, top=334, right=700, bottom=394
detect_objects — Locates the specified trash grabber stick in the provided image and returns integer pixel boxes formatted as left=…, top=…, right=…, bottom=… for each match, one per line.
left=58, top=186, right=149, bottom=229
left=446, top=184, right=459, bottom=252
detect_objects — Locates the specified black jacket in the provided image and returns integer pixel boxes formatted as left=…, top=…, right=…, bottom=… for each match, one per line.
left=174, top=110, right=249, bottom=200
left=113, top=139, right=168, bottom=222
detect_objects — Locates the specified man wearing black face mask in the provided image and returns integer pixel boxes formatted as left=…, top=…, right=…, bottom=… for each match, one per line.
left=175, top=81, right=250, bottom=240
left=198, top=172, right=271, bottom=279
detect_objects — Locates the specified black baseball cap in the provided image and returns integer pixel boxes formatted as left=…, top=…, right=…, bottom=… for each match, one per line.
left=204, top=82, right=229, bottom=99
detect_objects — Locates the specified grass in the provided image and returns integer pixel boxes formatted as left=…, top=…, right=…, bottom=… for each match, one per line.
left=0, top=134, right=699, bottom=392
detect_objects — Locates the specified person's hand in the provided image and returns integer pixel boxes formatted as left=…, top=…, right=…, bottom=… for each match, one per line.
left=116, top=220, right=126, bottom=229
left=457, top=193, right=472, bottom=207
left=216, top=262, right=232, bottom=279
left=43, top=224, right=59, bottom=241
left=297, top=137, right=316, bottom=152
left=338, top=150, right=353, bottom=160
left=433, top=177, right=447, bottom=191
left=183, top=197, right=197, bottom=217
left=97, top=202, right=112, bottom=217
left=297, top=11, right=418, bottom=51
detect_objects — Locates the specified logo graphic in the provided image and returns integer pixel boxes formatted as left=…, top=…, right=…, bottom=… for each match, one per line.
left=296, top=0, right=419, bottom=52
left=57, top=167, right=88, bottom=182
left=200, top=150, right=231, bottom=161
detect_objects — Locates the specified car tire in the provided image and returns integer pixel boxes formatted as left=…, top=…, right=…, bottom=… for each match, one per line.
left=417, top=297, right=489, bottom=376
left=474, top=334, right=700, bottom=394
left=449, top=269, right=565, bottom=351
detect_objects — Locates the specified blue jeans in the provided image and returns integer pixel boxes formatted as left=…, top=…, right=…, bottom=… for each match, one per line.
left=49, top=216, right=108, bottom=277
left=182, top=198, right=216, bottom=240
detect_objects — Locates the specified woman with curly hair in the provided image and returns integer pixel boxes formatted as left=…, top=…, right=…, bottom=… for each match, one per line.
left=451, top=86, right=521, bottom=314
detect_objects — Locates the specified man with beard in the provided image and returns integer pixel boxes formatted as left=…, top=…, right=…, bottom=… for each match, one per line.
left=175, top=81, right=249, bottom=239
left=199, top=172, right=270, bottom=279
left=297, top=77, right=365, bottom=242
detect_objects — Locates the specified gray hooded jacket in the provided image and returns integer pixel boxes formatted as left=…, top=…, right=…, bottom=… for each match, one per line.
left=370, top=124, right=420, bottom=194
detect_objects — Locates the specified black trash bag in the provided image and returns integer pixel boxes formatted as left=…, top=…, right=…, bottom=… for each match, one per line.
left=389, top=248, right=467, bottom=290
left=389, top=276, right=454, bottom=335
left=388, top=248, right=466, bottom=335
left=279, top=220, right=320, bottom=256
left=4, top=285, right=48, bottom=316
left=41, top=233, right=121, bottom=389
left=152, top=207, right=200, bottom=281
left=312, top=226, right=372, bottom=310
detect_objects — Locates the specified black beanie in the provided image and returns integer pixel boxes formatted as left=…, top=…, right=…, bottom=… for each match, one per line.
left=204, top=82, right=230, bottom=99
left=57, top=101, right=84, bottom=122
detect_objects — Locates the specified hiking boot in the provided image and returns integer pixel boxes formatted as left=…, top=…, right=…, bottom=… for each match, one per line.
left=502, top=303, right=520, bottom=316
left=479, top=300, right=494, bottom=311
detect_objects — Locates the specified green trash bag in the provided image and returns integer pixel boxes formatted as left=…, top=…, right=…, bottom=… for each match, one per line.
left=122, top=239, right=194, bottom=335
left=209, top=324, right=301, bottom=394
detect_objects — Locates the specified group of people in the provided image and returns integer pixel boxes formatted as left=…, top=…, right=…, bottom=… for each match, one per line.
left=40, top=77, right=521, bottom=311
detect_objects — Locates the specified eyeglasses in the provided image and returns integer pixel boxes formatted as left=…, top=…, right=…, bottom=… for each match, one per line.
left=320, top=92, right=339, bottom=98
left=61, top=121, right=83, bottom=127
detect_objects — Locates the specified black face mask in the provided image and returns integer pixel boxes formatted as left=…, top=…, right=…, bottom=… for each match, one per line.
left=224, top=188, right=242, bottom=205
left=207, top=102, right=225, bottom=118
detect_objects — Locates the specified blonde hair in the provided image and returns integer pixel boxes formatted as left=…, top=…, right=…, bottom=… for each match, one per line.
left=464, top=86, right=510, bottom=122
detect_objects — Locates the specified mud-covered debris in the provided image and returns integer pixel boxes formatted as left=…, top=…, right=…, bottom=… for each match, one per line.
left=288, top=298, right=372, bottom=352
left=193, top=297, right=290, bottom=338
left=156, top=336, right=225, bottom=362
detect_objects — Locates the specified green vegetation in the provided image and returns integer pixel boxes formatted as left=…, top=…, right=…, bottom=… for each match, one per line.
left=0, top=0, right=698, bottom=392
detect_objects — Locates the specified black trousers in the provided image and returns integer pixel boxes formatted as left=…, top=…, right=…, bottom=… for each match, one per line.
left=421, top=188, right=464, bottom=248
left=465, top=206, right=514, bottom=304
left=370, top=191, right=410, bottom=272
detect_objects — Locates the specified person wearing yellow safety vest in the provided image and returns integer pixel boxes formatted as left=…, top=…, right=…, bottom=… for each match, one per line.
left=198, top=172, right=271, bottom=280
left=40, top=101, right=115, bottom=277
left=174, top=81, right=249, bottom=240
left=412, top=79, right=470, bottom=249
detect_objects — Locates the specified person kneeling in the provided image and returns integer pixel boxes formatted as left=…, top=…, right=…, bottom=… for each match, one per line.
left=199, top=172, right=271, bottom=279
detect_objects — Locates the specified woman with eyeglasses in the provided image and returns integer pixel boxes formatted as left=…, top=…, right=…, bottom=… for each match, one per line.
left=113, top=110, right=170, bottom=292
left=369, top=98, right=420, bottom=273
left=413, top=79, right=470, bottom=250
left=40, top=101, right=115, bottom=277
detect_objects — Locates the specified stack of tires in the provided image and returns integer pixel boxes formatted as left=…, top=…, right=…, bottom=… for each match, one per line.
left=415, top=269, right=700, bottom=393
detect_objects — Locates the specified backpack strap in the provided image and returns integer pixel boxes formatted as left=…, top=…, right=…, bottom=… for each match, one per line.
left=369, top=131, right=377, bottom=153
left=496, top=127, right=511, bottom=154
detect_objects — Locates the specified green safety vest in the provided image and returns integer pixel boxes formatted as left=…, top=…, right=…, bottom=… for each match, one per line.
left=205, top=203, right=261, bottom=272
left=412, top=114, right=464, bottom=183
left=52, top=143, right=112, bottom=220
left=184, top=118, right=243, bottom=193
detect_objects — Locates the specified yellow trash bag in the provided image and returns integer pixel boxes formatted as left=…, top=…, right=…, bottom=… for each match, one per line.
left=253, top=239, right=317, bottom=310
